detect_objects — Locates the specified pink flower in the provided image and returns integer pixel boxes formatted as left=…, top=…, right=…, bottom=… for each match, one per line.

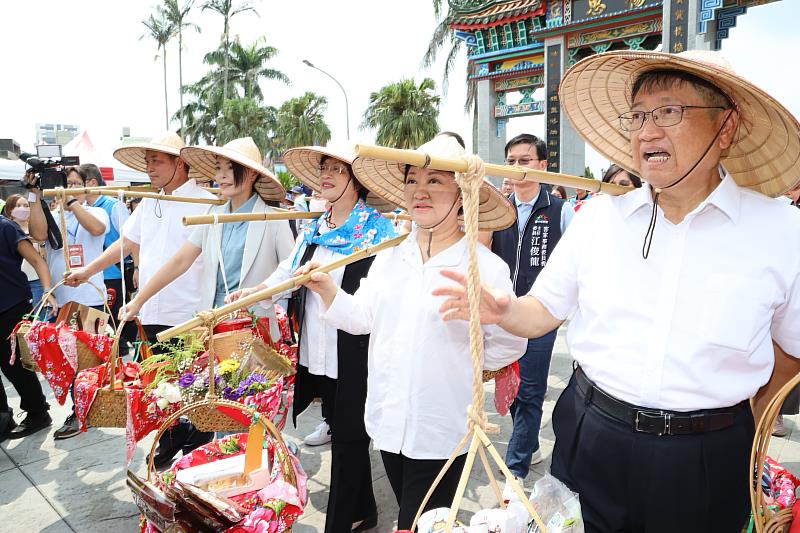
left=240, top=507, right=278, bottom=533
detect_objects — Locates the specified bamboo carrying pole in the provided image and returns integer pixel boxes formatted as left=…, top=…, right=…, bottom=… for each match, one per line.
left=354, top=143, right=633, bottom=196
left=43, top=184, right=156, bottom=196
left=155, top=233, right=409, bottom=342
left=182, top=211, right=412, bottom=226
left=45, top=188, right=226, bottom=205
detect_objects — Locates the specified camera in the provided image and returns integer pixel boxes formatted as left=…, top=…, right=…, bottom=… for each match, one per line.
left=19, top=145, right=80, bottom=190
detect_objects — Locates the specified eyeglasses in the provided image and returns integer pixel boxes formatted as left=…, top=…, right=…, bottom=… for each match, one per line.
left=317, top=163, right=348, bottom=175
left=505, top=157, right=540, bottom=166
left=618, top=105, right=727, bottom=131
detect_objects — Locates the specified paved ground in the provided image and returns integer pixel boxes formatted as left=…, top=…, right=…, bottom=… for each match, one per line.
left=2, top=327, right=798, bottom=532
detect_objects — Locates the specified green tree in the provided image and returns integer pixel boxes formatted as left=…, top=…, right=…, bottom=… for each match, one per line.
left=173, top=78, right=223, bottom=144
left=161, top=0, right=201, bottom=140
left=276, top=170, right=299, bottom=191
left=584, top=166, right=596, bottom=181
left=217, top=97, right=276, bottom=153
left=422, top=2, right=475, bottom=111
left=274, top=92, right=332, bottom=154
left=141, top=11, right=176, bottom=129
left=203, top=38, right=289, bottom=100
left=201, top=0, right=259, bottom=102
left=361, top=78, right=441, bottom=149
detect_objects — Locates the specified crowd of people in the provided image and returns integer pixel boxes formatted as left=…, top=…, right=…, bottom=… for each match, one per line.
left=0, top=48, right=799, bottom=533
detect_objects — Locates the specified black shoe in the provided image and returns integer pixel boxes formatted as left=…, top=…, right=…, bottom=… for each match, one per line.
left=352, top=513, right=378, bottom=532
left=53, top=414, right=81, bottom=440
left=7, top=412, right=52, bottom=439
left=0, top=410, right=16, bottom=443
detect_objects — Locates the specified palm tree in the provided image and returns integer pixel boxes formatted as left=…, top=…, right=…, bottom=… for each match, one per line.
left=203, top=38, right=289, bottom=100
left=141, top=12, right=177, bottom=129
left=162, top=0, right=201, bottom=141
left=217, top=97, right=276, bottom=152
left=361, top=78, right=441, bottom=149
left=422, top=2, right=476, bottom=111
left=274, top=92, right=331, bottom=154
left=201, top=0, right=259, bottom=102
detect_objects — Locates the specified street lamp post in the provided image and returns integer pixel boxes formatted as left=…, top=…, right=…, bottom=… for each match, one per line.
left=303, top=59, right=350, bottom=140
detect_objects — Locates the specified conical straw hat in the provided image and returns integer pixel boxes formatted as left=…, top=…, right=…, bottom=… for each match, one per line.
left=351, top=135, right=516, bottom=231
left=180, top=137, right=285, bottom=202
left=113, top=132, right=202, bottom=180
left=559, top=50, right=800, bottom=198
left=283, top=142, right=396, bottom=212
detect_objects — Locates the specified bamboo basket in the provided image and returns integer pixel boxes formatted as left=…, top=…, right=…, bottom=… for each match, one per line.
left=145, top=398, right=300, bottom=532
left=211, top=328, right=253, bottom=361
left=20, top=280, right=112, bottom=373
left=86, top=322, right=129, bottom=428
left=749, top=372, right=800, bottom=533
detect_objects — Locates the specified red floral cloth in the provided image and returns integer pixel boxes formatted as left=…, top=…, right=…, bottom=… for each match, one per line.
left=22, top=321, right=113, bottom=405
left=493, top=361, right=521, bottom=416
left=125, top=387, right=179, bottom=464
left=139, top=433, right=307, bottom=533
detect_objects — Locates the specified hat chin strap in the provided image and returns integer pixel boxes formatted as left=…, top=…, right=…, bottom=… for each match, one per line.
left=324, top=175, right=355, bottom=229
left=642, top=109, right=733, bottom=259
left=416, top=194, right=461, bottom=259
left=153, top=160, right=182, bottom=219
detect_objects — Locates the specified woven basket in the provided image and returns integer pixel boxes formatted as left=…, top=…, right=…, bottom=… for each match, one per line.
left=187, top=403, right=248, bottom=433
left=211, top=328, right=253, bottom=361
left=749, top=372, right=800, bottom=533
left=15, top=322, right=37, bottom=372
left=85, top=322, right=129, bottom=428
left=145, top=399, right=300, bottom=532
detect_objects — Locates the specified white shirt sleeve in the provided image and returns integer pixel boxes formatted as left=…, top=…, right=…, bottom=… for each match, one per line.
left=262, top=237, right=305, bottom=301
left=123, top=200, right=143, bottom=244
left=111, top=200, right=130, bottom=235
left=560, top=201, right=575, bottom=234
left=529, top=198, right=598, bottom=320
left=188, top=224, right=207, bottom=248
left=481, top=254, right=528, bottom=370
left=772, top=266, right=800, bottom=357
left=87, top=205, right=110, bottom=235
left=321, top=252, right=388, bottom=335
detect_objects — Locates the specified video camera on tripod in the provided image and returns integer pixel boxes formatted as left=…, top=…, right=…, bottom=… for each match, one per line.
left=19, top=144, right=80, bottom=190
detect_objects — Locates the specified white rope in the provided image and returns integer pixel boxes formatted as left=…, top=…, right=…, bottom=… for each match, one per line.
left=117, top=189, right=127, bottom=310
left=212, top=211, right=231, bottom=301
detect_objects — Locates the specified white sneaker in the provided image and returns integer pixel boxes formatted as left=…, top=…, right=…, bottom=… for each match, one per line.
left=531, top=448, right=543, bottom=465
left=304, top=421, right=331, bottom=446
left=502, top=476, right=524, bottom=503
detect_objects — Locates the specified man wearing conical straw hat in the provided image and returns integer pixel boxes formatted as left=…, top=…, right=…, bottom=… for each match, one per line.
left=436, top=50, right=800, bottom=531
left=63, top=132, right=218, bottom=459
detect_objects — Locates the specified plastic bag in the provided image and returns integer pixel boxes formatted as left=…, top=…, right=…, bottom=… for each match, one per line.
left=527, top=474, right=583, bottom=533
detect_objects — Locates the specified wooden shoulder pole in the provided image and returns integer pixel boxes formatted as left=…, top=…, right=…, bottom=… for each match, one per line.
left=156, top=233, right=409, bottom=342
left=354, top=143, right=633, bottom=196
left=182, top=211, right=412, bottom=226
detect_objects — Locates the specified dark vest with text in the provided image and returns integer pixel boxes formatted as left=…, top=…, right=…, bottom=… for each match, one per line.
left=491, top=191, right=566, bottom=297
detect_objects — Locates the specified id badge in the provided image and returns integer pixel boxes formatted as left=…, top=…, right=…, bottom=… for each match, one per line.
left=67, top=244, right=85, bottom=268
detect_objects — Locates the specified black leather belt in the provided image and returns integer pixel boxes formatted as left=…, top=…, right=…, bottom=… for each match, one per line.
left=573, top=366, right=744, bottom=436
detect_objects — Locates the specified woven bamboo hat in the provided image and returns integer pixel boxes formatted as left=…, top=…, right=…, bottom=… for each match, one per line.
left=283, top=142, right=395, bottom=212
left=559, top=50, right=800, bottom=198
left=180, top=137, right=284, bottom=202
left=113, top=132, right=201, bottom=179
left=351, top=135, right=516, bottom=231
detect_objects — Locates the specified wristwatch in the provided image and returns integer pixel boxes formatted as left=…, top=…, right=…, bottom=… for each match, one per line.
left=66, top=198, right=78, bottom=208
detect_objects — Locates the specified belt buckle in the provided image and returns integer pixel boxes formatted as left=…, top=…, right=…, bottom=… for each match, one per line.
left=635, top=409, right=672, bottom=436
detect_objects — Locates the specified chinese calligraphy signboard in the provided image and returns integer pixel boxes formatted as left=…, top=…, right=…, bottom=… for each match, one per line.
left=667, top=0, right=688, bottom=53
left=546, top=43, right=562, bottom=173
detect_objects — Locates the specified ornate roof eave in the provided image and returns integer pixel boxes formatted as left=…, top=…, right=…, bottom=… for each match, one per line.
left=470, top=64, right=543, bottom=81
left=531, top=3, right=662, bottom=40
left=447, top=0, right=545, bottom=30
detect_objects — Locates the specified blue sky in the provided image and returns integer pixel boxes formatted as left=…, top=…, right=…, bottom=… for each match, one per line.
left=0, top=0, right=795, bottom=178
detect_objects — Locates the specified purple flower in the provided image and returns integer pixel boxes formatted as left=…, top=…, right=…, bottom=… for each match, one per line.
left=222, top=386, right=240, bottom=401
left=178, top=372, right=196, bottom=388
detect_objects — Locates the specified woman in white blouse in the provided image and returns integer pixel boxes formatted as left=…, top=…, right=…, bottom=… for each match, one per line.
left=119, top=137, right=293, bottom=341
left=227, top=143, right=396, bottom=533
left=296, top=135, right=526, bottom=529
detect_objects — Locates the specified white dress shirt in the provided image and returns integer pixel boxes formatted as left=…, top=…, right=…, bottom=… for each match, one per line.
left=123, top=179, right=216, bottom=326
left=530, top=175, right=800, bottom=411
left=323, top=229, right=527, bottom=459
left=262, top=221, right=345, bottom=379
left=47, top=204, right=109, bottom=306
